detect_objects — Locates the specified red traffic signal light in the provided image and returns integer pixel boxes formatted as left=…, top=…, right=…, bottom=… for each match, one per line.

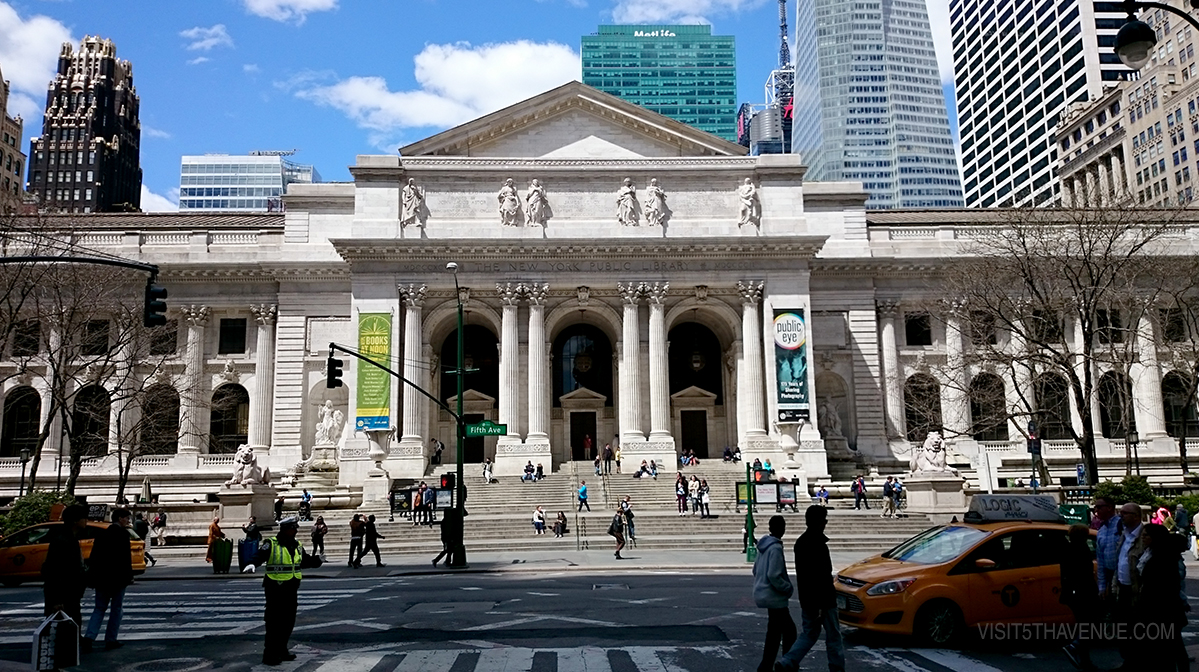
left=441, top=472, right=455, bottom=490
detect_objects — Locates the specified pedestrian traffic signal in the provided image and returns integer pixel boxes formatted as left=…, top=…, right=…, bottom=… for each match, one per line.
left=326, top=354, right=344, bottom=388
left=441, top=472, right=455, bottom=490
left=143, top=280, right=168, bottom=328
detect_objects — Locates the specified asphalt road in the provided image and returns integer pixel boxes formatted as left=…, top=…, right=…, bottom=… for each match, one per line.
left=3, top=563, right=1198, bottom=672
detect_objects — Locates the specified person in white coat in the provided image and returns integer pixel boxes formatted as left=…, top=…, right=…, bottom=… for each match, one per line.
left=752, top=515, right=795, bottom=672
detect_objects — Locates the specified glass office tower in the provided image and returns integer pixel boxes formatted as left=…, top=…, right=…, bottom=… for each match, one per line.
left=792, top=0, right=963, bottom=208
left=178, top=154, right=320, bottom=212
left=582, top=25, right=737, bottom=141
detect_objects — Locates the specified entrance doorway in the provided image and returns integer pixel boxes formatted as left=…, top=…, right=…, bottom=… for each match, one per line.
left=464, top=413, right=485, bottom=463
left=570, top=412, right=597, bottom=461
left=680, top=410, right=709, bottom=458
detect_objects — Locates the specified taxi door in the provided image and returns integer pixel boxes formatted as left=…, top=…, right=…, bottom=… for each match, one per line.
left=1022, top=528, right=1074, bottom=622
left=0, top=524, right=55, bottom=583
left=958, top=531, right=1044, bottom=625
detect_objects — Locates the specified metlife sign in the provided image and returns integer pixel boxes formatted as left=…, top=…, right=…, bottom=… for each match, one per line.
left=633, top=30, right=676, bottom=37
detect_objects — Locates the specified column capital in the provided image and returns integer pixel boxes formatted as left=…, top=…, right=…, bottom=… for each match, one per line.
left=875, top=298, right=901, bottom=317
left=645, top=282, right=669, bottom=306
left=181, top=305, right=210, bottom=326
left=497, top=282, right=523, bottom=306
left=736, top=281, right=763, bottom=306
left=523, top=282, right=550, bottom=306
left=250, top=304, right=278, bottom=325
left=617, top=282, right=645, bottom=305
left=937, top=298, right=968, bottom=317
left=398, top=283, right=427, bottom=308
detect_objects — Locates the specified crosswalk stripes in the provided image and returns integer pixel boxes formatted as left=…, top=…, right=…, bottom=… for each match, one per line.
left=268, top=646, right=735, bottom=672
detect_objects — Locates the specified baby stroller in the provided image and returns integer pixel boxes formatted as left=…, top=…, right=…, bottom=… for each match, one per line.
left=298, top=500, right=313, bottom=521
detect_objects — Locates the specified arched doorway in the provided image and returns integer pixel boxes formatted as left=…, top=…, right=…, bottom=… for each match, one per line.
left=140, top=384, right=180, bottom=455
left=1163, top=371, right=1199, bottom=438
left=440, top=325, right=499, bottom=463
left=71, top=385, right=111, bottom=457
left=1034, top=374, right=1072, bottom=440
left=1, top=387, right=40, bottom=458
left=553, top=324, right=613, bottom=461
left=904, top=374, right=942, bottom=442
left=210, top=384, right=249, bottom=453
left=668, top=322, right=723, bottom=458
left=1098, top=372, right=1135, bottom=439
left=969, top=373, right=1009, bottom=441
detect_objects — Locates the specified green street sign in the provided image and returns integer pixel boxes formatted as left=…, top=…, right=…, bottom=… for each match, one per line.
left=465, top=420, right=507, bottom=437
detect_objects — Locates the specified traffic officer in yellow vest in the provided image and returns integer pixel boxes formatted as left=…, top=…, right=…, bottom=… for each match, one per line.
left=250, top=516, right=323, bottom=665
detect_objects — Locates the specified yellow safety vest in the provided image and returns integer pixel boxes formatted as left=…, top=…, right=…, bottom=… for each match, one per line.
left=265, top=537, right=303, bottom=582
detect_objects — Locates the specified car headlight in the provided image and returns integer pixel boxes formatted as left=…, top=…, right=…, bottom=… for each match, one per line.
left=866, top=578, right=917, bottom=596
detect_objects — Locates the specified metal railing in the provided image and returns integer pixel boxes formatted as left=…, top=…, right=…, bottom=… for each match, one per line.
left=569, top=460, right=588, bottom=551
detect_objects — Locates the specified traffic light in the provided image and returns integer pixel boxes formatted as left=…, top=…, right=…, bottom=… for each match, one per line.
left=326, top=354, right=344, bottom=388
left=143, top=280, right=168, bottom=328
left=441, top=472, right=455, bottom=490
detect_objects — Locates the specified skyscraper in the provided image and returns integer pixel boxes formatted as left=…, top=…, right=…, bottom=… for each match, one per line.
left=792, top=0, right=962, bottom=208
left=952, top=0, right=1130, bottom=207
left=25, top=36, right=141, bottom=213
left=178, top=152, right=321, bottom=212
left=582, top=25, right=737, bottom=141
left=0, top=65, right=25, bottom=214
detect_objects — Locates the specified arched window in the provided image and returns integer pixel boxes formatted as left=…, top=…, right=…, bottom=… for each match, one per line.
left=552, top=324, right=613, bottom=407
left=1163, top=371, right=1199, bottom=438
left=1034, top=374, right=1072, bottom=440
left=1098, top=372, right=1136, bottom=439
left=140, top=385, right=180, bottom=455
left=71, top=385, right=111, bottom=457
left=210, top=384, right=250, bottom=453
left=668, top=321, right=723, bottom=403
left=969, top=373, right=1009, bottom=441
left=1, top=387, right=41, bottom=458
left=904, top=374, right=942, bottom=442
left=439, top=325, right=499, bottom=404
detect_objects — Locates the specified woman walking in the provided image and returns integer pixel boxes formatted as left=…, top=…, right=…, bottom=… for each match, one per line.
left=608, top=505, right=626, bottom=560
left=699, top=479, right=712, bottom=519
left=621, top=496, right=636, bottom=541
left=311, top=516, right=328, bottom=559
left=689, top=476, right=701, bottom=515
left=204, top=518, right=225, bottom=564
left=675, top=474, right=688, bottom=516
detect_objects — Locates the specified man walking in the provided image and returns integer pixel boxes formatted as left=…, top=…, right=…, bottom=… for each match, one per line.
left=753, top=515, right=795, bottom=672
left=775, top=505, right=845, bottom=672
left=1111, top=503, right=1146, bottom=668
left=357, top=514, right=386, bottom=567
left=42, top=504, right=89, bottom=630
left=881, top=476, right=896, bottom=519
left=82, top=508, right=134, bottom=652
left=1093, top=495, right=1120, bottom=595
left=348, top=514, right=365, bottom=568
left=851, top=475, right=868, bottom=510
left=251, top=517, right=323, bottom=666
left=578, top=480, right=590, bottom=512
left=133, top=512, right=156, bottom=566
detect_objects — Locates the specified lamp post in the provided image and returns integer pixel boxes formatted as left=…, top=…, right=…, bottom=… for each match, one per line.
left=446, top=261, right=468, bottom=568
left=18, top=448, right=31, bottom=497
left=1115, top=0, right=1199, bottom=70
left=1129, top=430, right=1141, bottom=476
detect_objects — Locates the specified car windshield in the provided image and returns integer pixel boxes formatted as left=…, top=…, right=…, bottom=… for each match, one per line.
left=883, top=525, right=989, bottom=565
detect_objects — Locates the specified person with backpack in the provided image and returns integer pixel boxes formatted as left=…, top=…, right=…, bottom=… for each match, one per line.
left=620, top=496, right=636, bottom=540
left=608, top=505, right=626, bottom=560
left=881, top=476, right=896, bottom=518
left=851, top=475, right=869, bottom=510
left=356, top=514, right=386, bottom=567
left=577, top=481, right=591, bottom=512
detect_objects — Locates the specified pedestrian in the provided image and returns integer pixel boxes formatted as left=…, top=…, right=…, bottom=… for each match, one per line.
left=1175, top=504, right=1192, bottom=556
left=535, top=463, right=545, bottom=481
left=532, top=506, right=546, bottom=535
left=851, top=475, right=868, bottom=510
left=603, top=443, right=613, bottom=474
left=243, top=516, right=263, bottom=542
left=593, top=454, right=602, bottom=476
left=1111, top=503, right=1147, bottom=667
left=431, top=437, right=444, bottom=465
left=675, top=474, right=688, bottom=516
left=584, top=434, right=593, bottom=461
left=881, top=476, right=896, bottom=518
left=357, top=514, right=385, bottom=567
left=133, top=512, right=156, bottom=567
left=553, top=510, right=569, bottom=538
left=1093, top=495, right=1120, bottom=594
left=621, top=496, right=636, bottom=540
left=43, top=504, right=89, bottom=630
left=82, top=507, right=134, bottom=652
left=522, top=461, right=536, bottom=482
left=348, top=514, right=365, bottom=568
left=310, top=516, right=327, bottom=559
left=752, top=515, right=795, bottom=672
left=251, top=517, right=323, bottom=666
left=699, top=479, right=711, bottom=519
left=433, top=508, right=460, bottom=567
left=774, top=505, right=845, bottom=672
left=689, top=475, right=701, bottom=515
left=482, top=459, right=494, bottom=484
left=418, top=482, right=432, bottom=526
left=151, top=507, right=168, bottom=546
left=205, top=517, right=226, bottom=564
left=1137, top=523, right=1189, bottom=671
left=608, top=504, right=626, bottom=559
left=892, top=478, right=904, bottom=514
left=615, top=447, right=622, bottom=474
left=1060, top=523, right=1099, bottom=671
left=577, top=480, right=591, bottom=512
left=274, top=496, right=284, bottom=522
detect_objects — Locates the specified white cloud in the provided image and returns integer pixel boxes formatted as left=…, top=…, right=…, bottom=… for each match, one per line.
left=187, top=57, right=211, bottom=66
left=611, top=0, right=766, bottom=24
left=141, top=186, right=179, bottom=212
left=296, top=40, right=581, bottom=139
left=180, top=24, right=233, bottom=51
left=142, top=125, right=171, bottom=139
left=243, top=63, right=261, bottom=73
left=0, top=2, right=74, bottom=121
left=242, top=0, right=337, bottom=23
left=925, top=0, right=953, bottom=85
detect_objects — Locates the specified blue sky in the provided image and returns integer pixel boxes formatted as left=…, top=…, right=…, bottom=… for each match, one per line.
left=0, top=0, right=956, bottom=211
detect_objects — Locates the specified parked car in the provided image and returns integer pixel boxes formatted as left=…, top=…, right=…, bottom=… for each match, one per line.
left=0, top=520, right=146, bottom=587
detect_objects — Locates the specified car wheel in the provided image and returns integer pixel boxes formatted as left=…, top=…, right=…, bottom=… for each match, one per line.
left=914, top=600, right=962, bottom=646
left=1, top=578, right=22, bottom=588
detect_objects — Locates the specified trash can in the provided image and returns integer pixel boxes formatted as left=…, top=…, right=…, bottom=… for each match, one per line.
left=237, top=539, right=259, bottom=572
left=211, top=538, right=234, bottom=574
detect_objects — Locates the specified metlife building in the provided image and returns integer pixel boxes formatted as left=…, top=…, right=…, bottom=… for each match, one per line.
left=582, top=25, right=737, bottom=141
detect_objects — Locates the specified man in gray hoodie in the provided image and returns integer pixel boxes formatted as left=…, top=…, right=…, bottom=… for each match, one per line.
left=753, top=515, right=796, bottom=672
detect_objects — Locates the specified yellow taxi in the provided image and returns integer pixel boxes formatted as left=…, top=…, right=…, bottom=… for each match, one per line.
left=0, top=520, right=147, bottom=587
left=834, top=494, right=1091, bottom=645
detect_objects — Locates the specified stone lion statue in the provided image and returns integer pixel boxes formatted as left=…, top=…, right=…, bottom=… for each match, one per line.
left=909, top=431, right=951, bottom=474
left=225, top=444, right=271, bottom=487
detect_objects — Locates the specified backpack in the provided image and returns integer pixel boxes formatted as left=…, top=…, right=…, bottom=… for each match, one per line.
left=850, top=480, right=860, bottom=494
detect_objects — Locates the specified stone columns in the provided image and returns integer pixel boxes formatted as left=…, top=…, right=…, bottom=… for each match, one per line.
left=1097, top=160, right=1110, bottom=204
left=179, top=305, right=210, bottom=454
left=247, top=304, right=277, bottom=453
left=1085, top=169, right=1097, bottom=203
left=877, top=300, right=906, bottom=441
left=618, top=282, right=645, bottom=443
left=941, top=305, right=973, bottom=441
left=737, top=281, right=767, bottom=438
left=646, top=282, right=671, bottom=441
left=1132, top=310, right=1169, bottom=439
left=497, top=283, right=523, bottom=443
left=398, top=284, right=426, bottom=447
left=1062, top=178, right=1074, bottom=208
left=108, top=323, right=136, bottom=454
left=525, top=283, right=550, bottom=442
left=1111, top=152, right=1125, bottom=195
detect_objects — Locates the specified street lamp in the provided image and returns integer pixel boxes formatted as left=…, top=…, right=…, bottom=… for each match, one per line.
left=1116, top=0, right=1199, bottom=70
left=1129, top=430, right=1141, bottom=476
left=446, top=261, right=468, bottom=568
left=18, top=448, right=31, bottom=497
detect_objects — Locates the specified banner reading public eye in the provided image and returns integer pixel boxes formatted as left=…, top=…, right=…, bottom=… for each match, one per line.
left=355, top=313, right=392, bottom=431
left=773, top=309, right=810, bottom=422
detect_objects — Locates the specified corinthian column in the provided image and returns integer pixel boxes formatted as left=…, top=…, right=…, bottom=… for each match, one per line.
left=941, top=303, right=972, bottom=441
left=737, top=281, right=767, bottom=438
left=877, top=300, right=905, bottom=440
left=647, top=283, right=672, bottom=441
left=248, top=304, right=277, bottom=453
left=398, top=285, right=426, bottom=446
left=497, top=283, right=523, bottom=442
left=525, top=283, right=550, bottom=442
left=179, top=305, right=210, bottom=454
left=618, top=282, right=646, bottom=442
left=1132, top=310, right=1168, bottom=438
